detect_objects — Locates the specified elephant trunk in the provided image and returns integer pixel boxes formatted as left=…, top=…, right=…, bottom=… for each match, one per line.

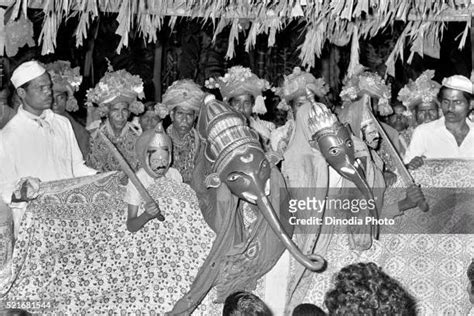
left=256, top=194, right=325, bottom=272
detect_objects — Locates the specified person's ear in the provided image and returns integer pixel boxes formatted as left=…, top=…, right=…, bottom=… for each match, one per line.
left=17, top=88, right=26, bottom=99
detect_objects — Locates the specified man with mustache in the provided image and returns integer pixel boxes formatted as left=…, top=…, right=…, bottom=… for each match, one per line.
left=160, top=79, right=204, bottom=184
left=405, top=75, right=474, bottom=170
left=0, top=61, right=96, bottom=238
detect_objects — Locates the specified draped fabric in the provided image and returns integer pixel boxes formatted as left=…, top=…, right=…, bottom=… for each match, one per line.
left=295, top=159, right=474, bottom=315
left=0, top=172, right=219, bottom=314
left=282, top=101, right=386, bottom=313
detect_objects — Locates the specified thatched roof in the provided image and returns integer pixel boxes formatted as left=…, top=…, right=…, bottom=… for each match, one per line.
left=0, top=0, right=472, bottom=76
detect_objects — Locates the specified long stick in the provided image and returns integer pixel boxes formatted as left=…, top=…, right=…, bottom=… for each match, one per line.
left=362, top=94, right=429, bottom=212
left=98, top=130, right=165, bottom=221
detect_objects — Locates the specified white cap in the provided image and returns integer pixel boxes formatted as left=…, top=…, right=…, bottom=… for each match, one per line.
left=11, top=61, right=46, bottom=89
left=441, top=75, right=473, bottom=94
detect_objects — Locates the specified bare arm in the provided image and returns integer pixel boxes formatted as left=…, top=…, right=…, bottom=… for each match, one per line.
left=126, top=204, right=154, bottom=232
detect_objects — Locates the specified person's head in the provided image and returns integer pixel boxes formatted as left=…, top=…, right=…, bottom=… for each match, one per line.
left=170, top=106, right=197, bottom=135
left=439, top=75, right=473, bottom=124
left=278, top=67, right=329, bottom=118
left=415, top=101, right=439, bottom=125
left=467, top=260, right=474, bottom=305
left=207, top=66, right=270, bottom=119
left=387, top=103, right=409, bottom=131
left=292, top=303, right=326, bottom=316
left=52, top=90, right=68, bottom=115
left=135, top=124, right=172, bottom=178
left=228, top=94, right=255, bottom=119
left=11, top=61, right=53, bottom=116
left=139, top=102, right=161, bottom=132
left=324, top=262, right=416, bottom=315
left=162, top=79, right=204, bottom=136
left=223, top=291, right=272, bottom=316
left=107, top=100, right=130, bottom=132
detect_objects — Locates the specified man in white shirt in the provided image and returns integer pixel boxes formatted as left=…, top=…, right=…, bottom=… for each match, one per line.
left=405, top=75, right=474, bottom=169
left=0, top=61, right=96, bottom=237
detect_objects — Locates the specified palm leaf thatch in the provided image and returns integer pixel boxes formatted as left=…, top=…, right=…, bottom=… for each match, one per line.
left=0, top=0, right=472, bottom=75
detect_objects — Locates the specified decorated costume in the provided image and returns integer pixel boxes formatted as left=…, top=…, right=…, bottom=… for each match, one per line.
left=157, top=79, right=204, bottom=183
left=86, top=68, right=145, bottom=172
left=397, top=70, right=441, bottom=153
left=271, top=67, right=329, bottom=155
left=124, top=127, right=215, bottom=313
left=339, top=69, right=401, bottom=186
left=206, top=66, right=276, bottom=148
left=172, top=96, right=323, bottom=314
left=44, top=60, right=90, bottom=158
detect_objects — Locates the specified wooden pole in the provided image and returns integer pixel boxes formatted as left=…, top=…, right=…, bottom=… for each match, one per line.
left=153, top=41, right=163, bottom=102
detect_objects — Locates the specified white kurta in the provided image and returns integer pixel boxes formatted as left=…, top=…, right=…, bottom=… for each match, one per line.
left=404, top=117, right=474, bottom=163
left=0, top=106, right=96, bottom=236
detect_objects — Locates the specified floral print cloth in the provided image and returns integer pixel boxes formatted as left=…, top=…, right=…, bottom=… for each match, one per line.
left=0, top=172, right=217, bottom=314
left=289, top=159, right=474, bottom=315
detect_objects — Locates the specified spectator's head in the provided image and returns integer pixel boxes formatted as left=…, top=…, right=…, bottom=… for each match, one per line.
left=11, top=61, right=53, bottom=116
left=324, top=262, right=416, bottom=315
left=139, top=102, right=161, bottom=132
left=414, top=101, right=439, bottom=125
left=292, top=303, right=326, bottom=316
left=223, top=291, right=272, bottom=316
left=467, top=260, right=474, bottom=304
left=439, top=75, right=473, bottom=124
left=387, top=103, right=409, bottom=132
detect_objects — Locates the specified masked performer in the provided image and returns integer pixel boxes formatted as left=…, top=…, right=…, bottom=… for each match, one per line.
left=86, top=67, right=145, bottom=172
left=124, top=124, right=215, bottom=313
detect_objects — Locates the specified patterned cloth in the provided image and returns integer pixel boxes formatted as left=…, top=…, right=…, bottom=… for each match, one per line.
left=0, top=172, right=217, bottom=314
left=292, top=159, right=474, bottom=315
left=87, top=120, right=140, bottom=172
left=167, top=125, right=199, bottom=184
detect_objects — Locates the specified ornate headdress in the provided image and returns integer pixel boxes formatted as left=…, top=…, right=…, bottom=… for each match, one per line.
left=86, top=62, right=145, bottom=117
left=397, top=70, right=441, bottom=111
left=275, top=67, right=329, bottom=111
left=203, top=95, right=262, bottom=173
left=307, top=100, right=339, bottom=138
left=340, top=69, right=392, bottom=116
left=205, top=66, right=270, bottom=114
left=44, top=60, right=82, bottom=112
left=156, top=79, right=205, bottom=118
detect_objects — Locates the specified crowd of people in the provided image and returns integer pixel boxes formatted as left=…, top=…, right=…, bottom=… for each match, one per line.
left=0, top=58, right=473, bottom=315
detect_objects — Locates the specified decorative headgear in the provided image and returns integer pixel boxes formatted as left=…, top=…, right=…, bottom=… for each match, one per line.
left=204, top=95, right=262, bottom=173
left=205, top=66, right=270, bottom=114
left=11, top=61, right=46, bottom=89
left=340, top=69, right=393, bottom=116
left=86, top=62, right=145, bottom=117
left=275, top=67, right=329, bottom=111
left=441, top=75, right=473, bottom=94
left=156, top=79, right=205, bottom=118
left=43, top=60, right=82, bottom=112
left=397, top=70, right=441, bottom=111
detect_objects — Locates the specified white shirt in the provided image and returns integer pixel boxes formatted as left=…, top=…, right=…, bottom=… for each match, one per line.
left=0, top=106, right=96, bottom=203
left=404, top=117, right=474, bottom=163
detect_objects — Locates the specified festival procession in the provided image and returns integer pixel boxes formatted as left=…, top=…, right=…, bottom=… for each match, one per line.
left=0, top=0, right=473, bottom=315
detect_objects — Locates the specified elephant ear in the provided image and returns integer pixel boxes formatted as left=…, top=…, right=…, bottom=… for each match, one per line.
left=204, top=173, right=221, bottom=188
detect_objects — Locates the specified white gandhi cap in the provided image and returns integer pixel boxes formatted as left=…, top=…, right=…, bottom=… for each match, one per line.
left=10, top=61, right=46, bottom=89
left=441, top=75, right=473, bottom=94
